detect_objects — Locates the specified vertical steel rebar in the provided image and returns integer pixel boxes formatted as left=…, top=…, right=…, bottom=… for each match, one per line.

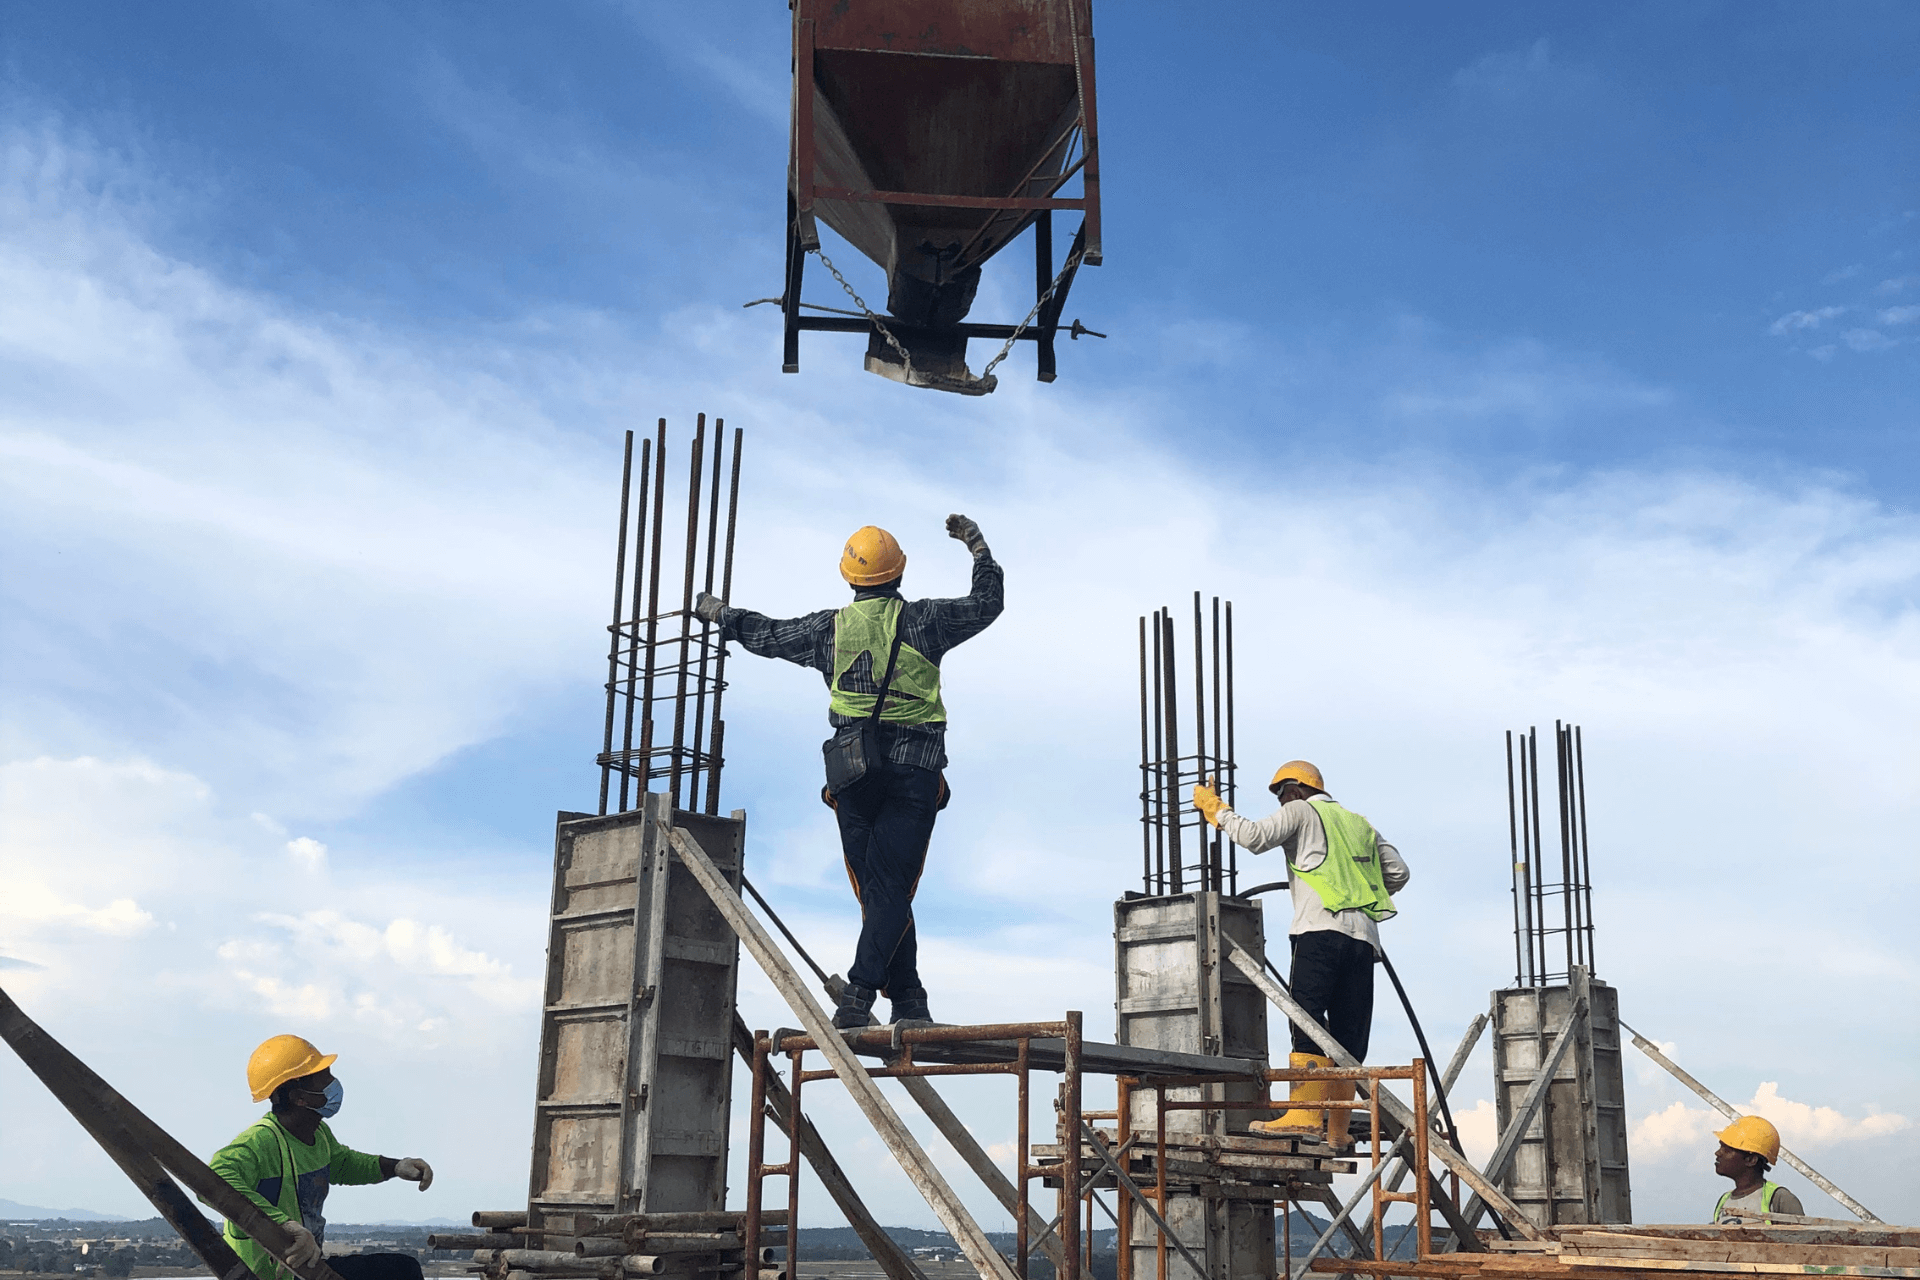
left=668, top=416, right=707, bottom=804
left=1160, top=610, right=1182, bottom=892
left=1225, top=600, right=1237, bottom=894
left=1507, top=730, right=1524, bottom=986
left=1556, top=721, right=1575, bottom=979
left=688, top=421, right=726, bottom=810
left=639, top=419, right=669, bottom=791
left=1150, top=612, right=1165, bottom=892
left=1190, top=593, right=1208, bottom=891
left=1575, top=725, right=1595, bottom=975
left=620, top=437, right=654, bottom=812
left=599, top=431, right=635, bottom=815
left=704, top=427, right=744, bottom=815
left=1528, top=728, right=1547, bottom=983
left=1209, top=595, right=1222, bottom=893
left=1138, top=616, right=1151, bottom=893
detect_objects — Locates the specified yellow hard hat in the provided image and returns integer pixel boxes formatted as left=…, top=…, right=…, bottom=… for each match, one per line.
left=840, top=526, right=906, bottom=586
left=1269, top=760, right=1326, bottom=794
left=1715, top=1115, right=1781, bottom=1164
left=247, top=1034, right=337, bottom=1103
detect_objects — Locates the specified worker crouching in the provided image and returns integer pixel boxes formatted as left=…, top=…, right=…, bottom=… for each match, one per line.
left=1193, top=760, right=1409, bottom=1148
left=211, top=1035, right=433, bottom=1280
left=696, top=515, right=1002, bottom=1029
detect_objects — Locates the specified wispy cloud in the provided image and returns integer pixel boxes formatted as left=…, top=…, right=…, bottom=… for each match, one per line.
left=1768, top=306, right=1845, bottom=335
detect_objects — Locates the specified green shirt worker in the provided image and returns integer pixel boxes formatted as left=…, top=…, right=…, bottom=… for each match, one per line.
left=210, top=1035, right=433, bottom=1280
left=1712, top=1116, right=1804, bottom=1222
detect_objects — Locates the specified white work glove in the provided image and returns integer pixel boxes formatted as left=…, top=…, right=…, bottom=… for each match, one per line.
left=692, top=591, right=725, bottom=623
left=279, top=1222, right=321, bottom=1269
left=392, top=1157, right=434, bottom=1190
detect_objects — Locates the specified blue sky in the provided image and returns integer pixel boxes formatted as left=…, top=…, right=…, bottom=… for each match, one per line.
left=1, top=0, right=1916, bottom=1232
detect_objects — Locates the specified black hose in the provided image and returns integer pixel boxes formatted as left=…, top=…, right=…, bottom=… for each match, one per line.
left=1378, top=948, right=1513, bottom=1243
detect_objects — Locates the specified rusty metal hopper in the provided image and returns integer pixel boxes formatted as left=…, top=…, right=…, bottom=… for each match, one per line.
left=778, top=0, right=1103, bottom=393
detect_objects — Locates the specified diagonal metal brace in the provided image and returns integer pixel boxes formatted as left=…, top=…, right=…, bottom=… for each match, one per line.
left=1078, top=1120, right=1208, bottom=1280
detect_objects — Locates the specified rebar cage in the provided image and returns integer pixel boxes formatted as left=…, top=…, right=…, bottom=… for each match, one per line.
left=1506, top=722, right=1596, bottom=987
left=1139, top=594, right=1238, bottom=896
left=597, top=416, right=744, bottom=817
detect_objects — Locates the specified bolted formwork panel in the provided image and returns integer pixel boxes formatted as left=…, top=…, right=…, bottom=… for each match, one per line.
left=527, top=794, right=746, bottom=1232
left=1491, top=967, right=1631, bottom=1227
left=1114, top=891, right=1274, bottom=1280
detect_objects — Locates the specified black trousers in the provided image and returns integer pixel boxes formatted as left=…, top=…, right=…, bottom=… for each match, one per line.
left=834, top=756, right=944, bottom=995
left=1289, top=930, right=1376, bottom=1062
left=329, top=1255, right=424, bottom=1280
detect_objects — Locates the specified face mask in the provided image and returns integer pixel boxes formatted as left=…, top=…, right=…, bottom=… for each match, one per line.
left=314, top=1079, right=343, bottom=1119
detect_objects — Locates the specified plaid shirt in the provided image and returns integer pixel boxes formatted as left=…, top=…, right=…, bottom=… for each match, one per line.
left=718, top=550, right=1004, bottom=771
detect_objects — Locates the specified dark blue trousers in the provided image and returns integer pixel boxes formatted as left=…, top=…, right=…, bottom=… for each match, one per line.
left=834, top=757, right=944, bottom=995
left=1289, top=930, right=1376, bottom=1061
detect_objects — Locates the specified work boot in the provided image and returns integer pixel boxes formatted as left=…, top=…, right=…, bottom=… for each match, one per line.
left=1323, top=1077, right=1358, bottom=1152
left=1250, top=1052, right=1335, bottom=1137
left=831, top=982, right=877, bottom=1030
left=889, top=988, right=933, bottom=1027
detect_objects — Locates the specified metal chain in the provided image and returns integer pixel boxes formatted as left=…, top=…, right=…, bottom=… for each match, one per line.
left=811, top=244, right=915, bottom=382
left=978, top=247, right=1084, bottom=382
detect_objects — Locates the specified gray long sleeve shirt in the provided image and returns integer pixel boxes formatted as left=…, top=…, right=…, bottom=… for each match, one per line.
left=1216, top=795, right=1409, bottom=953
left=715, top=548, right=1004, bottom=771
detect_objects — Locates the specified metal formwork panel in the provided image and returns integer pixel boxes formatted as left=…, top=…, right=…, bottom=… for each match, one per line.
left=528, top=794, right=746, bottom=1227
left=1114, top=892, right=1274, bottom=1280
left=1491, top=969, right=1631, bottom=1227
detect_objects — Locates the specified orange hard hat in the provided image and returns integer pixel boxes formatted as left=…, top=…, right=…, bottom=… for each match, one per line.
left=247, top=1034, right=337, bottom=1103
left=1716, top=1115, right=1781, bottom=1164
left=1269, top=760, right=1326, bottom=794
left=840, top=526, right=906, bottom=586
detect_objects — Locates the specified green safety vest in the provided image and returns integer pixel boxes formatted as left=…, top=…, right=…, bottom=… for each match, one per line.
left=1714, top=1182, right=1781, bottom=1221
left=828, top=598, right=947, bottom=725
left=1289, top=800, right=1397, bottom=922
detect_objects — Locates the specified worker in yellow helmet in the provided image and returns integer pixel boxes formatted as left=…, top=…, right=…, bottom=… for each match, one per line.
left=209, top=1035, right=433, bottom=1280
left=695, top=515, right=1003, bottom=1029
left=1712, top=1115, right=1804, bottom=1221
left=1192, top=761, right=1409, bottom=1146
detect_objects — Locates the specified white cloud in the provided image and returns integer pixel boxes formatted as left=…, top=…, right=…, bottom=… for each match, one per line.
left=1768, top=306, right=1845, bottom=335
left=1842, top=328, right=1897, bottom=352
left=1454, top=39, right=1555, bottom=96
left=1631, top=1086, right=1909, bottom=1158
left=286, top=836, right=328, bottom=871
left=1879, top=305, right=1920, bottom=325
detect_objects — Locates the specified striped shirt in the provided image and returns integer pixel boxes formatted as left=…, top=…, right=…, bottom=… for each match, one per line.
left=717, top=549, right=1004, bottom=771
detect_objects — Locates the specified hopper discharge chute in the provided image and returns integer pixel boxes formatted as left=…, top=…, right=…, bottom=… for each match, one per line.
left=779, top=0, right=1104, bottom=394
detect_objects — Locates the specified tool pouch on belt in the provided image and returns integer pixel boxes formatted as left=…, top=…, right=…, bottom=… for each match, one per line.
left=822, top=622, right=907, bottom=795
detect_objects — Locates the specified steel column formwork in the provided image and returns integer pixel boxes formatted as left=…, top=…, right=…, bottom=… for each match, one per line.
left=526, top=797, right=747, bottom=1229
left=1114, top=891, right=1274, bottom=1280
left=1489, top=968, right=1631, bottom=1226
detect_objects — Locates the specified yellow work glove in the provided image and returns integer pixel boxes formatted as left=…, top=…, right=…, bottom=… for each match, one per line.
left=1192, top=779, right=1226, bottom=828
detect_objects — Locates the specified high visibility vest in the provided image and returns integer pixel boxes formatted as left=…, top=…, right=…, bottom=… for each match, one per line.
left=828, top=598, right=947, bottom=724
left=1714, top=1182, right=1781, bottom=1221
left=1289, top=800, right=1397, bottom=922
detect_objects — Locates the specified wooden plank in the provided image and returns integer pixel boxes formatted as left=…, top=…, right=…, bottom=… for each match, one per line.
left=668, top=829, right=1018, bottom=1280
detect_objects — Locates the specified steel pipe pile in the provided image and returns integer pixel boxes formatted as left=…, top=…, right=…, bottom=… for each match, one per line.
left=1137, top=592, right=1237, bottom=895
left=596, top=415, right=744, bottom=817
left=1504, top=722, right=1597, bottom=988
left=433, top=1212, right=786, bottom=1280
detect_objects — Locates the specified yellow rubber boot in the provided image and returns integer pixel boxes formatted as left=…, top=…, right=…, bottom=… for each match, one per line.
left=1250, top=1052, right=1334, bottom=1136
left=1323, top=1076, right=1357, bottom=1150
